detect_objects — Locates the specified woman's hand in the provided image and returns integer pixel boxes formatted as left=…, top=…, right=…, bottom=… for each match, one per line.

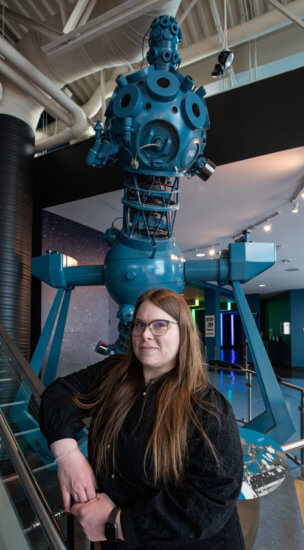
left=71, top=493, right=118, bottom=542
left=51, top=439, right=98, bottom=512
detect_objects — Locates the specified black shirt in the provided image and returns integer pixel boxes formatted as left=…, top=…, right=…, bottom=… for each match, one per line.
left=40, top=356, right=244, bottom=549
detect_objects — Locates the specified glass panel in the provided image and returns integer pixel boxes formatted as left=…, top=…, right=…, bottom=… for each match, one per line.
left=0, top=327, right=68, bottom=545
left=0, top=432, right=66, bottom=550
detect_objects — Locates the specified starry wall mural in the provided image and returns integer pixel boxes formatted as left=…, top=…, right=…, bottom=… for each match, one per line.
left=41, top=210, right=118, bottom=377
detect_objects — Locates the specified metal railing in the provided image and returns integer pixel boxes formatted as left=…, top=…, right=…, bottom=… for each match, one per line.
left=209, top=357, right=304, bottom=478
left=0, top=324, right=44, bottom=402
left=0, top=409, right=70, bottom=550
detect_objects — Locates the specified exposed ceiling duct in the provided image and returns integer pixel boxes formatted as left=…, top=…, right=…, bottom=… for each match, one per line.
left=0, top=0, right=182, bottom=150
left=35, top=0, right=304, bottom=148
left=0, top=0, right=303, bottom=151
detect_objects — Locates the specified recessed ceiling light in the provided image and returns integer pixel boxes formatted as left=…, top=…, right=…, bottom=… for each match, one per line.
left=258, top=284, right=266, bottom=287
left=195, top=252, right=206, bottom=257
left=285, top=268, right=299, bottom=271
left=263, top=220, right=272, bottom=232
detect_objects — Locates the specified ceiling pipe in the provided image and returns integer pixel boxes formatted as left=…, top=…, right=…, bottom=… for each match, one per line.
left=0, top=35, right=88, bottom=152
left=35, top=66, right=132, bottom=143
left=37, top=0, right=304, bottom=146
left=0, top=60, right=71, bottom=126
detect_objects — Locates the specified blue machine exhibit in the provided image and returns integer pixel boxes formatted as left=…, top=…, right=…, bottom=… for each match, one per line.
left=31, top=14, right=294, bottom=449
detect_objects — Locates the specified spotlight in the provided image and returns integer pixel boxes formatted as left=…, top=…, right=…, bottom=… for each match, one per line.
left=218, top=49, right=235, bottom=69
left=291, top=200, right=299, bottom=213
left=211, top=49, right=234, bottom=78
left=211, top=63, right=225, bottom=78
left=95, top=340, right=110, bottom=355
left=208, top=246, right=216, bottom=257
left=263, top=220, right=272, bottom=232
left=301, top=191, right=304, bottom=199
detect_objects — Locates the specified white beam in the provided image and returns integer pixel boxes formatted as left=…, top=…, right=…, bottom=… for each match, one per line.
left=179, top=0, right=197, bottom=25
left=63, top=0, right=90, bottom=34
left=59, top=0, right=67, bottom=27
left=179, top=0, right=304, bottom=68
left=78, top=0, right=97, bottom=27
left=42, top=0, right=168, bottom=57
left=266, top=0, right=304, bottom=29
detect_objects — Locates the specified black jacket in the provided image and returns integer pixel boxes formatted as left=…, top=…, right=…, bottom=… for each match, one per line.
left=40, top=356, right=244, bottom=549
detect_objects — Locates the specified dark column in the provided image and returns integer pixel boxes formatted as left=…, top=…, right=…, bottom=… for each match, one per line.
left=0, top=114, right=34, bottom=360
left=204, top=288, right=221, bottom=362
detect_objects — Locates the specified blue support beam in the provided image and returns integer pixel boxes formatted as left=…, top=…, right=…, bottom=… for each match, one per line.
left=232, top=281, right=294, bottom=444
left=30, top=288, right=64, bottom=377
left=43, top=288, right=72, bottom=386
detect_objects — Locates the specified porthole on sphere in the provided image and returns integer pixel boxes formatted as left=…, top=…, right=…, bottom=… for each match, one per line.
left=145, top=103, right=152, bottom=110
left=192, top=103, right=200, bottom=118
left=172, top=106, right=178, bottom=114
left=121, top=94, right=131, bottom=108
left=157, top=77, right=170, bottom=88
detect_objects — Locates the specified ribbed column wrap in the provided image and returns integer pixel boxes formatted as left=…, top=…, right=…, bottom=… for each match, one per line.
left=0, top=114, right=34, bottom=360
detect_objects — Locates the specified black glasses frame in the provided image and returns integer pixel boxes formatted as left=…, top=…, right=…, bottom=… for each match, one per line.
left=131, top=319, right=178, bottom=336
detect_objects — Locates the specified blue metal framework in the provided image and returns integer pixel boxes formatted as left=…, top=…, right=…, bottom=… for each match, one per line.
left=30, top=16, right=295, bottom=445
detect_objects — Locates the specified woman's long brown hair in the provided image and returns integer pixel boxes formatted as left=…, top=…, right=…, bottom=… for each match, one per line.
left=75, top=288, right=220, bottom=485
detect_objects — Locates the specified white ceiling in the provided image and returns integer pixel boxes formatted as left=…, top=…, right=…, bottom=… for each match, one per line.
left=2, top=1, right=304, bottom=108
left=47, top=145, right=304, bottom=298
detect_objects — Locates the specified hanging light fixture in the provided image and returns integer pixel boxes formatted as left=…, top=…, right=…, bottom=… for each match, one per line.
left=289, top=182, right=304, bottom=208
left=291, top=200, right=299, bottom=214
left=218, top=49, right=235, bottom=69
left=211, top=0, right=235, bottom=78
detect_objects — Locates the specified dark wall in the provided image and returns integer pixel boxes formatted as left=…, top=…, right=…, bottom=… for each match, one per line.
left=261, top=291, right=291, bottom=367
left=204, top=66, right=304, bottom=165
left=33, top=67, right=304, bottom=209
left=290, top=289, right=304, bottom=367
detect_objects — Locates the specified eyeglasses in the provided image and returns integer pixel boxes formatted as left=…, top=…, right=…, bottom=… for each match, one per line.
left=131, top=319, right=178, bottom=336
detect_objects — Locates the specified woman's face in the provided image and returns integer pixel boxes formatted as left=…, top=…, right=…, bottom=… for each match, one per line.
left=132, top=300, right=180, bottom=383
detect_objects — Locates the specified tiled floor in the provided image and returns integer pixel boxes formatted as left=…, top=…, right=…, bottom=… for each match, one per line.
left=209, top=362, right=304, bottom=550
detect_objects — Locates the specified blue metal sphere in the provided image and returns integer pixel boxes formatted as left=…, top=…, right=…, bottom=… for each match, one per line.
left=103, top=236, right=185, bottom=305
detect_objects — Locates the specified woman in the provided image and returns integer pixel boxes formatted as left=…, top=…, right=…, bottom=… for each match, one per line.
left=40, top=289, right=244, bottom=549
